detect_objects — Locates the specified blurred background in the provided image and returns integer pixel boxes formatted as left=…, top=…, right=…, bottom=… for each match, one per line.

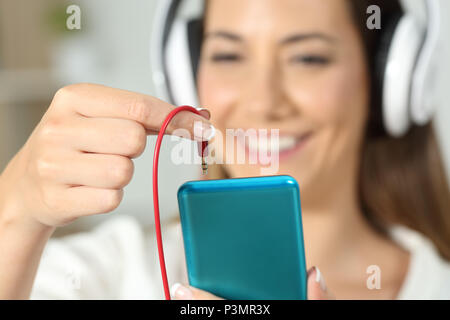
left=0, top=0, right=449, bottom=235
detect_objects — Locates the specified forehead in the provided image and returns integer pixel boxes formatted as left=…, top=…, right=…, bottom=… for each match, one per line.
left=204, top=0, right=354, bottom=36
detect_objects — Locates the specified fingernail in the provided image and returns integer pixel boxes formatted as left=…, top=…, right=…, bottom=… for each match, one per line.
left=314, top=267, right=327, bottom=292
left=196, top=108, right=211, bottom=120
left=194, top=121, right=216, bottom=141
left=170, top=283, right=194, bottom=300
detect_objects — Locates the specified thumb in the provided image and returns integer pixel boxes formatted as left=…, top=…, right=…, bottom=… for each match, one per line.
left=170, top=283, right=223, bottom=300
left=307, top=267, right=335, bottom=300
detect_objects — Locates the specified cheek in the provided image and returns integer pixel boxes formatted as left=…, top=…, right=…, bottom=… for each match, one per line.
left=198, top=64, right=240, bottom=122
left=286, top=65, right=368, bottom=133
left=324, top=71, right=367, bottom=131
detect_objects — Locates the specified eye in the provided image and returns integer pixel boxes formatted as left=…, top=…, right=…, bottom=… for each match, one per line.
left=210, top=53, right=243, bottom=63
left=289, top=55, right=330, bottom=65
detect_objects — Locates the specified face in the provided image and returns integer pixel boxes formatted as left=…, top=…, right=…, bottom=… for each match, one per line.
left=198, top=0, right=369, bottom=208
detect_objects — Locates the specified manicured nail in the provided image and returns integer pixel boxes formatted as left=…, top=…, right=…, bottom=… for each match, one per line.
left=171, top=283, right=194, bottom=300
left=314, top=267, right=327, bottom=292
left=196, top=108, right=211, bottom=120
left=194, top=121, right=216, bottom=141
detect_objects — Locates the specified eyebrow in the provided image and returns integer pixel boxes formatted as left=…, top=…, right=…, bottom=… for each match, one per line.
left=204, top=30, right=337, bottom=45
left=204, top=31, right=243, bottom=42
left=280, top=33, right=337, bottom=45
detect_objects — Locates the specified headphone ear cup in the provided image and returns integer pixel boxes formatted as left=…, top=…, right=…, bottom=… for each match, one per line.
left=380, top=15, right=424, bottom=137
left=375, top=15, right=401, bottom=101
left=410, top=0, right=441, bottom=126
left=371, top=14, right=401, bottom=137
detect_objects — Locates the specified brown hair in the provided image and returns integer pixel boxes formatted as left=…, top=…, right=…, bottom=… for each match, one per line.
left=202, top=0, right=450, bottom=259
left=348, top=0, right=450, bottom=259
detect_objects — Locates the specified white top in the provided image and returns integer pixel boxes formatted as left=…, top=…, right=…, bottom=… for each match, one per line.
left=30, top=214, right=450, bottom=300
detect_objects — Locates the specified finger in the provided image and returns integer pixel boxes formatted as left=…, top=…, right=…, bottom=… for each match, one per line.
left=170, top=283, right=223, bottom=300
left=40, top=186, right=123, bottom=225
left=307, top=267, right=335, bottom=300
left=189, top=285, right=223, bottom=300
left=65, top=186, right=123, bottom=216
left=143, top=108, right=210, bottom=135
left=68, top=117, right=147, bottom=158
left=146, top=109, right=210, bottom=133
left=50, top=152, right=134, bottom=190
left=196, top=108, right=211, bottom=121
left=55, top=83, right=214, bottom=141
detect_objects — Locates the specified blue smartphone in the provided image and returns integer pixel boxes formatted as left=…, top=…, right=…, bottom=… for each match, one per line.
left=177, top=175, right=307, bottom=300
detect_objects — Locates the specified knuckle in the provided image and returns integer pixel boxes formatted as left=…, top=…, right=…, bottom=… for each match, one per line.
left=124, top=123, right=147, bottom=157
left=39, top=117, right=64, bottom=143
left=110, top=157, right=134, bottom=188
left=34, top=155, right=55, bottom=179
left=53, top=86, right=68, bottom=103
left=53, top=85, right=75, bottom=104
left=101, top=189, right=123, bottom=213
left=50, top=87, right=70, bottom=113
left=52, top=83, right=89, bottom=108
left=126, top=96, right=152, bottom=124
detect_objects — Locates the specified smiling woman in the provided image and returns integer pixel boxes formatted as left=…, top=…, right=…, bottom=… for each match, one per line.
left=197, top=0, right=450, bottom=299
left=1, top=0, right=449, bottom=302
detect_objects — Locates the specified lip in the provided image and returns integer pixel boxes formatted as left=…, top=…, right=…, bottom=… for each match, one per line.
left=277, top=132, right=312, bottom=161
left=239, top=131, right=313, bottom=163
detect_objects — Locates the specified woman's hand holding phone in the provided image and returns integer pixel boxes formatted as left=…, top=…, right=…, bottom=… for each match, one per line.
left=0, top=83, right=212, bottom=298
left=172, top=267, right=335, bottom=300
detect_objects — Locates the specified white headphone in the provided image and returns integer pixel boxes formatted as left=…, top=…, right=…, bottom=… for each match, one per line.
left=151, top=0, right=443, bottom=137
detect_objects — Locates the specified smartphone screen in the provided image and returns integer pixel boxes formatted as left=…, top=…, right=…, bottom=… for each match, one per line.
left=177, top=175, right=307, bottom=300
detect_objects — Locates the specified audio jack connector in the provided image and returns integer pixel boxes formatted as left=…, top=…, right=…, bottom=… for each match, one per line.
left=199, top=140, right=209, bottom=175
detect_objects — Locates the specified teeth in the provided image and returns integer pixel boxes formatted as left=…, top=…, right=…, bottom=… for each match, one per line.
left=278, top=136, right=297, bottom=151
left=246, top=136, right=298, bottom=153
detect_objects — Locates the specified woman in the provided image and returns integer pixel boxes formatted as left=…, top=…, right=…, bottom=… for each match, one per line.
left=0, top=0, right=449, bottom=300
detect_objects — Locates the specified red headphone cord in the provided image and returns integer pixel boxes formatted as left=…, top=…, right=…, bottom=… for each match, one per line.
left=153, top=105, right=209, bottom=300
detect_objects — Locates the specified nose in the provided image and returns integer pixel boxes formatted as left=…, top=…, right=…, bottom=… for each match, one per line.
left=241, top=62, right=298, bottom=121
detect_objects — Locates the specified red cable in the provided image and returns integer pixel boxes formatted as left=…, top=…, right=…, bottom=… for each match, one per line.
left=153, top=105, right=206, bottom=300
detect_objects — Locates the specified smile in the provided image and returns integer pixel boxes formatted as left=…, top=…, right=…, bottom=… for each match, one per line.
left=242, top=131, right=313, bottom=161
